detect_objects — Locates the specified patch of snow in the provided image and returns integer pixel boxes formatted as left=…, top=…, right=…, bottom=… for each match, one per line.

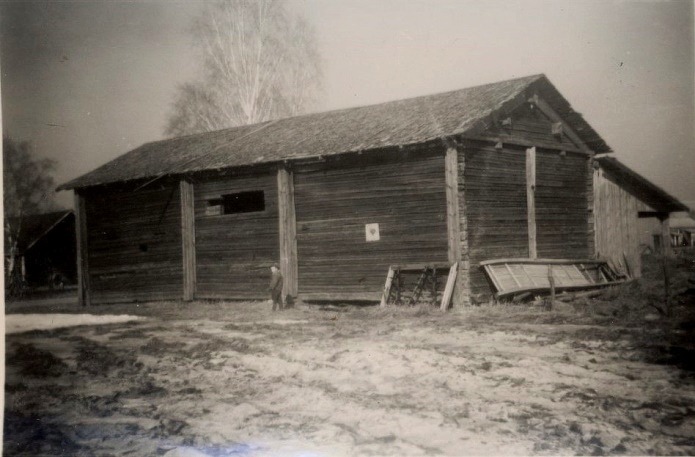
left=5, top=313, right=145, bottom=334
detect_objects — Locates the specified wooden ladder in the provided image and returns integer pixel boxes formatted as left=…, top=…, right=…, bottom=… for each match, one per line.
left=406, top=266, right=436, bottom=305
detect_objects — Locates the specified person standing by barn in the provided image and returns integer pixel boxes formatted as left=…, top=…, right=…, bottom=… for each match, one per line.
left=269, top=264, right=284, bottom=311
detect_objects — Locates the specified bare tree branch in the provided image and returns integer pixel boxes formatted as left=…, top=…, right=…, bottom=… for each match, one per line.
left=165, top=0, right=322, bottom=137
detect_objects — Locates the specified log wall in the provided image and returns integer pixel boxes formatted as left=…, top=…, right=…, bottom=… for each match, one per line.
left=465, top=98, right=593, bottom=301
left=485, top=103, right=580, bottom=151
left=293, top=150, right=449, bottom=300
left=194, top=173, right=279, bottom=299
left=464, top=144, right=529, bottom=300
left=535, top=150, right=590, bottom=259
left=84, top=184, right=183, bottom=304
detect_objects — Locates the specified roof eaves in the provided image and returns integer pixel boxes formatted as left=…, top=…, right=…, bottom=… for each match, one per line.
left=597, top=157, right=688, bottom=213
left=59, top=73, right=613, bottom=191
left=24, top=210, right=73, bottom=252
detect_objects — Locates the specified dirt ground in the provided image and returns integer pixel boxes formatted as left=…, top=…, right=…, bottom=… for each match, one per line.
left=4, top=285, right=695, bottom=457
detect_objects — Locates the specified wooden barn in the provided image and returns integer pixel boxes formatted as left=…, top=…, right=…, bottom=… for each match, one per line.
left=58, top=74, right=685, bottom=307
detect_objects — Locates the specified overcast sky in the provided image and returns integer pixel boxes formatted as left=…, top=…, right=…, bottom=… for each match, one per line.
left=2, top=0, right=694, bottom=210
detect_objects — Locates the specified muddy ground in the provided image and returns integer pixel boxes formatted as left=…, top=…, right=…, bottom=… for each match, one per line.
left=5, top=287, right=695, bottom=457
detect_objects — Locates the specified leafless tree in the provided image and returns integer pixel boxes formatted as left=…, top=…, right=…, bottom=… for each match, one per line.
left=3, top=135, right=56, bottom=287
left=165, top=0, right=322, bottom=137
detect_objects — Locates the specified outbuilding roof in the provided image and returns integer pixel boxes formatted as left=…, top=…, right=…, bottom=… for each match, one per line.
left=4, top=210, right=74, bottom=255
left=596, top=156, right=689, bottom=213
left=670, top=216, right=695, bottom=229
left=59, top=74, right=611, bottom=191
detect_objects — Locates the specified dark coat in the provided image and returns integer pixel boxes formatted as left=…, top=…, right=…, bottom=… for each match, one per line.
left=269, top=270, right=283, bottom=293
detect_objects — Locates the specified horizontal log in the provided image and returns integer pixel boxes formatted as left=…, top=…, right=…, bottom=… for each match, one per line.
left=300, top=292, right=381, bottom=301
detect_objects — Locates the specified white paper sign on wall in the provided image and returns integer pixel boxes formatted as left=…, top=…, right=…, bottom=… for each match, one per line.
left=365, top=223, right=380, bottom=242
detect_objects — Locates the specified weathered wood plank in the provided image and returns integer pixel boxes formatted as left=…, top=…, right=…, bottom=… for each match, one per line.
left=526, top=147, right=537, bottom=259
left=278, top=168, right=299, bottom=298
left=180, top=179, right=196, bottom=301
left=445, top=147, right=462, bottom=263
left=380, top=266, right=395, bottom=307
left=440, top=263, right=458, bottom=310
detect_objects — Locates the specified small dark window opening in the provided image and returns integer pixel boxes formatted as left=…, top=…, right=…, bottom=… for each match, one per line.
left=139, top=243, right=148, bottom=252
left=209, top=190, right=265, bottom=215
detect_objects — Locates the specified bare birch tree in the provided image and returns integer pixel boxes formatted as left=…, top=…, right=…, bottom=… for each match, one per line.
left=165, top=0, right=322, bottom=137
left=3, top=135, right=56, bottom=290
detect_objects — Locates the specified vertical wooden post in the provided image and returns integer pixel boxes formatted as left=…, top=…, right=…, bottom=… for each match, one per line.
left=74, top=191, right=91, bottom=307
left=445, top=147, right=462, bottom=264
left=446, top=147, right=470, bottom=309
left=547, top=265, right=555, bottom=310
left=660, top=214, right=673, bottom=258
left=526, top=147, right=537, bottom=259
left=663, top=257, right=671, bottom=317
left=454, top=147, right=471, bottom=308
left=277, top=168, right=298, bottom=300
left=180, top=179, right=196, bottom=301
left=658, top=213, right=672, bottom=316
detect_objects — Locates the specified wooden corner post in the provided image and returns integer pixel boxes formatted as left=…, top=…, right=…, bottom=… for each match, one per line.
left=278, top=168, right=299, bottom=299
left=74, top=191, right=91, bottom=307
left=445, top=147, right=469, bottom=309
left=445, top=147, right=462, bottom=264
left=180, top=179, right=196, bottom=301
left=526, top=147, right=537, bottom=259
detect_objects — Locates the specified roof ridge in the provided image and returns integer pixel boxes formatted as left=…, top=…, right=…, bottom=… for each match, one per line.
left=59, top=73, right=614, bottom=191
left=120, top=74, right=547, bottom=150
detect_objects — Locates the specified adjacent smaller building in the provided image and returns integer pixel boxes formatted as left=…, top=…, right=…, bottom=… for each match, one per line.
left=669, top=216, right=695, bottom=248
left=593, top=156, right=689, bottom=275
left=4, top=210, right=77, bottom=288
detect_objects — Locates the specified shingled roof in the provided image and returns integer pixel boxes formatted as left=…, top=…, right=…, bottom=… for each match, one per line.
left=58, top=74, right=611, bottom=191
